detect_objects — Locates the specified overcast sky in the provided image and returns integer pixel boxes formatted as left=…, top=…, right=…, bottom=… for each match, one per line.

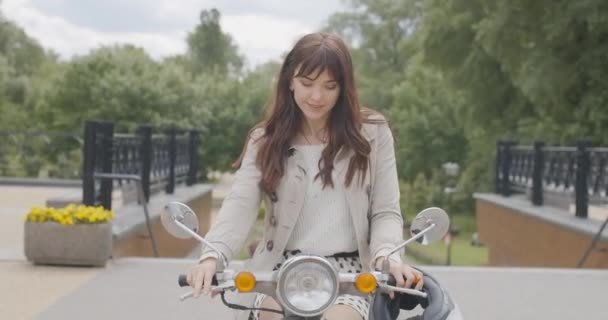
left=1, top=0, right=346, bottom=67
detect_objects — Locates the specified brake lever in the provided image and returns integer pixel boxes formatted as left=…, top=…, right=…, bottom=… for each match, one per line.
left=378, top=284, right=428, bottom=298
left=179, top=282, right=236, bottom=301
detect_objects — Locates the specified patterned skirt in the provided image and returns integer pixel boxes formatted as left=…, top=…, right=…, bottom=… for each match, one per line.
left=249, top=250, right=369, bottom=320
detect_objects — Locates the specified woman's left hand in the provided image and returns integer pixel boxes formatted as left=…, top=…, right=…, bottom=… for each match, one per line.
left=376, top=258, right=424, bottom=299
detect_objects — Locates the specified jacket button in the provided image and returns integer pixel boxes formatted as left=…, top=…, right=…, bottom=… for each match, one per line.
left=269, top=192, right=278, bottom=203
left=266, top=240, right=274, bottom=251
left=270, top=215, right=277, bottom=226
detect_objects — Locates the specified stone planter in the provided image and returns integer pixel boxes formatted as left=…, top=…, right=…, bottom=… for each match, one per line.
left=24, top=221, right=112, bottom=267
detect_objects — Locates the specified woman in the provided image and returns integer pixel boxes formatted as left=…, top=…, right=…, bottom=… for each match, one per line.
left=187, top=32, right=423, bottom=320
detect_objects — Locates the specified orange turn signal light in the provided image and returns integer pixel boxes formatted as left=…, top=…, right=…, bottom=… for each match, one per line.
left=355, top=272, right=377, bottom=294
left=235, top=271, right=256, bottom=292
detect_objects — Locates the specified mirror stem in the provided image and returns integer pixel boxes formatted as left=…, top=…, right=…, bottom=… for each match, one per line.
left=384, top=223, right=436, bottom=261
left=173, top=219, right=228, bottom=270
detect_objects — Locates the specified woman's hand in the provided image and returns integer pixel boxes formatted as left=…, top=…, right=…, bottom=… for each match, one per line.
left=375, top=258, right=424, bottom=299
left=187, top=257, right=217, bottom=298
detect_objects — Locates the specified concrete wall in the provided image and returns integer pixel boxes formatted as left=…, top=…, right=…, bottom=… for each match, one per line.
left=45, top=183, right=215, bottom=259
left=475, top=193, right=608, bottom=268
left=112, top=189, right=213, bottom=258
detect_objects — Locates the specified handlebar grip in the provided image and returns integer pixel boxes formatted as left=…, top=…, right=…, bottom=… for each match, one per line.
left=178, top=274, right=189, bottom=287
left=177, top=274, right=219, bottom=287
left=387, top=274, right=421, bottom=289
left=386, top=273, right=429, bottom=311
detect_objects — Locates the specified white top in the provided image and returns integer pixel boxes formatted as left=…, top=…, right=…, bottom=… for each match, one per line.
left=285, top=144, right=358, bottom=256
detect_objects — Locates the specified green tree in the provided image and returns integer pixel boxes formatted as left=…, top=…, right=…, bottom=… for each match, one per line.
left=326, top=1, right=467, bottom=174
left=0, top=15, right=46, bottom=77
left=419, top=0, right=608, bottom=208
left=0, top=13, right=58, bottom=176
left=187, top=9, right=243, bottom=76
left=400, top=172, right=443, bottom=217
left=389, top=54, right=468, bottom=181
left=40, top=45, right=170, bottom=131
left=0, top=7, right=266, bottom=178
left=195, top=61, right=279, bottom=174
left=325, top=0, right=423, bottom=110
left=0, top=14, right=48, bottom=120
left=422, top=0, right=608, bottom=144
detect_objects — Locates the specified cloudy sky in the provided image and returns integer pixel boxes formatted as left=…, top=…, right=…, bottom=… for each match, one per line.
left=1, top=0, right=345, bottom=67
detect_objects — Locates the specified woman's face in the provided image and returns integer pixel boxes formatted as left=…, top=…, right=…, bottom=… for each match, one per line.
left=291, top=68, right=341, bottom=126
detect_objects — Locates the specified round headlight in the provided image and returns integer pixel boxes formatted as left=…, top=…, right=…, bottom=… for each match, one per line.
left=276, top=255, right=339, bottom=317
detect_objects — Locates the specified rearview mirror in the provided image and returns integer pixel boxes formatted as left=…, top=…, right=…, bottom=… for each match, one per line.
left=410, top=207, right=449, bottom=245
left=160, top=202, right=199, bottom=239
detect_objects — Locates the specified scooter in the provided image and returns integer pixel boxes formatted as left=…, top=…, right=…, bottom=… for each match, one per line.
left=161, top=203, right=463, bottom=320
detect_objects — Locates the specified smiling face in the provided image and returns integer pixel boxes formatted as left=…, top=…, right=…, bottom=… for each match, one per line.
left=291, top=68, right=341, bottom=128
left=253, top=33, right=371, bottom=195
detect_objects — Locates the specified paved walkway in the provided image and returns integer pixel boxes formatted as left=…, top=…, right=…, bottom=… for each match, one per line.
left=0, top=185, right=98, bottom=318
left=3, top=176, right=608, bottom=319
left=25, top=258, right=608, bottom=320
left=0, top=260, right=100, bottom=319
left=0, top=176, right=234, bottom=319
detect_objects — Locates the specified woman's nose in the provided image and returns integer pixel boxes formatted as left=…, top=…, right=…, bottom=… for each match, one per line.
left=310, top=87, right=323, bottom=101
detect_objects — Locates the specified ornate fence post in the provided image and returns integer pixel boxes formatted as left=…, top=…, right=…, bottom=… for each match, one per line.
left=532, top=140, right=545, bottom=206
left=187, top=129, right=200, bottom=186
left=575, top=139, right=592, bottom=218
left=137, top=125, right=152, bottom=201
left=98, top=121, right=114, bottom=210
left=166, top=127, right=177, bottom=194
left=495, top=140, right=503, bottom=194
left=501, top=140, right=514, bottom=197
left=82, top=120, right=98, bottom=206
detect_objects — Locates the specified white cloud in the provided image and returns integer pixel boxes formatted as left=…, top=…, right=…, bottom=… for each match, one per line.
left=2, top=0, right=185, bottom=60
left=222, top=14, right=314, bottom=66
left=1, top=0, right=344, bottom=66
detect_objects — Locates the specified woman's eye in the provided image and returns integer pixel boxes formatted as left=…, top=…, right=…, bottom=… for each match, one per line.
left=300, top=80, right=312, bottom=87
left=326, top=85, right=337, bottom=90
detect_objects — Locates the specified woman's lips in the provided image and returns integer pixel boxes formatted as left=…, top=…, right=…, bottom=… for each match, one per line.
left=307, top=103, right=324, bottom=109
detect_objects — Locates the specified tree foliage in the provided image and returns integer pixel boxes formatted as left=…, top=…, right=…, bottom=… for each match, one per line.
left=0, top=2, right=606, bottom=207
left=0, top=13, right=59, bottom=176
left=419, top=0, right=608, bottom=211
left=422, top=0, right=608, bottom=144
left=0, top=8, right=270, bottom=179
left=187, top=9, right=243, bottom=76
left=0, top=14, right=48, bottom=126
left=325, top=0, right=608, bottom=214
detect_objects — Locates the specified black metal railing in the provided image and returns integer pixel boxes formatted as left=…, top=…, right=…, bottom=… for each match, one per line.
left=82, top=120, right=200, bottom=209
left=590, top=147, right=608, bottom=201
left=496, top=139, right=608, bottom=218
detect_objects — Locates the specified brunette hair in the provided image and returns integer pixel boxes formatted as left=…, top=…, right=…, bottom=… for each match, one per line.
left=236, top=32, right=385, bottom=196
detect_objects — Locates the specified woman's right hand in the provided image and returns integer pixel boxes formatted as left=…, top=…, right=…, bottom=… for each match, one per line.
left=187, top=257, right=217, bottom=298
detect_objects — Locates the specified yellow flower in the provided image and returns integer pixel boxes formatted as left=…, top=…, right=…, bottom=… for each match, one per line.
left=25, top=204, right=114, bottom=225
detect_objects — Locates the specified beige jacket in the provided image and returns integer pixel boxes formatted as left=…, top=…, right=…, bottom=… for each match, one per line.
left=200, top=119, right=403, bottom=319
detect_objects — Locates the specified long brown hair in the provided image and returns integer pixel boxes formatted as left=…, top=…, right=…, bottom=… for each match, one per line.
left=236, top=32, right=384, bottom=196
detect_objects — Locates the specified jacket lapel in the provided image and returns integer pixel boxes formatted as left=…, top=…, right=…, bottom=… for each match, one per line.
left=280, top=147, right=308, bottom=227
left=343, top=123, right=378, bottom=262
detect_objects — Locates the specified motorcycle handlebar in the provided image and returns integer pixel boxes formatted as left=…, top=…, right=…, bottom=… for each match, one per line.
left=177, top=272, right=415, bottom=289
left=176, top=273, right=411, bottom=288
left=178, top=274, right=218, bottom=287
